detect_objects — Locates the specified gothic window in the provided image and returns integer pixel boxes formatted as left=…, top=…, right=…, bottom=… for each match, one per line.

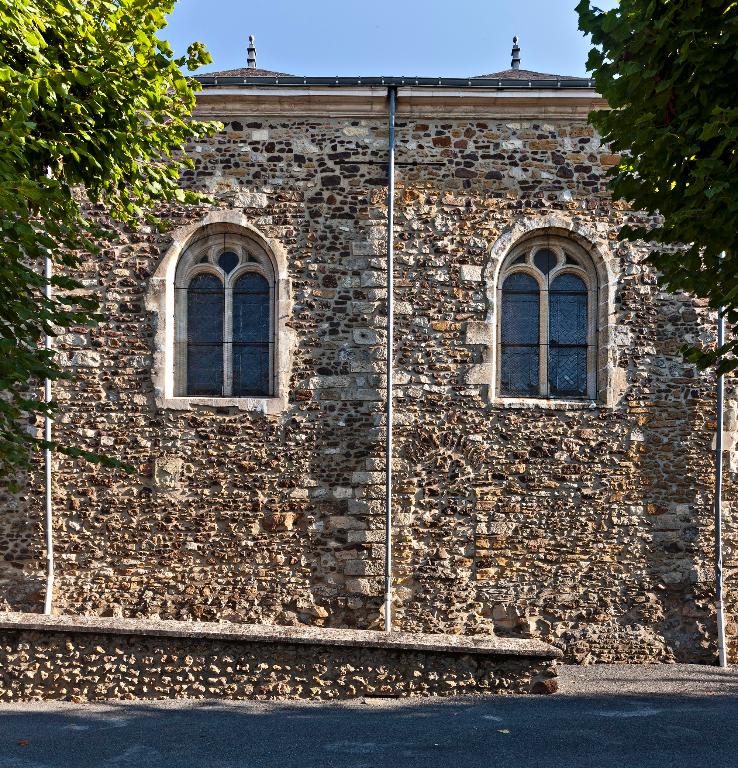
left=548, top=273, right=588, bottom=396
left=174, top=233, right=275, bottom=397
left=498, top=238, right=597, bottom=400
left=500, top=273, right=540, bottom=397
left=187, top=274, right=225, bottom=396
left=232, top=272, right=271, bottom=396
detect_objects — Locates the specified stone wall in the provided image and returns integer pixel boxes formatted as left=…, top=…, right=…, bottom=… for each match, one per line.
left=0, top=100, right=735, bottom=663
left=0, top=614, right=559, bottom=701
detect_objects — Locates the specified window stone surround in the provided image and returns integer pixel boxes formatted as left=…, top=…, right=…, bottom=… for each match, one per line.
left=467, top=214, right=622, bottom=409
left=145, top=210, right=295, bottom=415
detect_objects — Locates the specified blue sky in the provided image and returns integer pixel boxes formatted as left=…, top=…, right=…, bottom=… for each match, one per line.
left=165, top=0, right=619, bottom=78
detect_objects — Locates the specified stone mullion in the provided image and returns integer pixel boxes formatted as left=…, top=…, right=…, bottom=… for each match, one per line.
left=587, top=282, right=598, bottom=400
left=539, top=287, right=549, bottom=397
left=223, top=285, right=233, bottom=397
left=174, top=286, right=187, bottom=396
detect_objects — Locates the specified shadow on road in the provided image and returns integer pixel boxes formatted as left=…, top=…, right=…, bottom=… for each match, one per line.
left=0, top=687, right=737, bottom=768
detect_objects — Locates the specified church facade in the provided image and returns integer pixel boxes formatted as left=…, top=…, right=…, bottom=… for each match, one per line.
left=2, top=42, right=736, bottom=663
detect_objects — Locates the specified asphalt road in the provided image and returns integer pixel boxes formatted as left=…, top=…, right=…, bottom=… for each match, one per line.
left=1, top=664, right=737, bottom=768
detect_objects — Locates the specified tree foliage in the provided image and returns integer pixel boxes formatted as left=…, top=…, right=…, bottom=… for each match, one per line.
left=577, top=0, right=738, bottom=370
left=0, top=0, right=217, bottom=476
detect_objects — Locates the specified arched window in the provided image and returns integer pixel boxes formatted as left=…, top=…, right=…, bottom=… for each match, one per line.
left=232, top=272, right=271, bottom=396
left=174, top=232, right=275, bottom=397
left=187, top=274, right=224, bottom=396
left=498, top=238, right=597, bottom=399
left=548, top=273, right=588, bottom=396
left=500, top=273, right=540, bottom=397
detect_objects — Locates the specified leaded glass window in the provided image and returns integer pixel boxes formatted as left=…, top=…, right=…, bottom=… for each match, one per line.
left=549, top=274, right=588, bottom=396
left=175, top=237, right=275, bottom=398
left=233, top=273, right=271, bottom=396
left=500, top=273, right=540, bottom=396
left=187, top=274, right=224, bottom=396
left=497, top=239, right=597, bottom=400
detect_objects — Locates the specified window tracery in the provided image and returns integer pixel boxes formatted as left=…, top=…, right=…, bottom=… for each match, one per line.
left=174, top=232, right=276, bottom=398
left=498, top=237, right=598, bottom=400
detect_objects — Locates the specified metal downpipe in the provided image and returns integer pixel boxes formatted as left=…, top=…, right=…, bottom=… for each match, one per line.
left=43, top=252, right=54, bottom=615
left=715, top=267, right=727, bottom=665
left=384, top=86, right=397, bottom=632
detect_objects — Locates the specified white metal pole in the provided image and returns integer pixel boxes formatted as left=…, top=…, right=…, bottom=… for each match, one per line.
left=43, top=252, right=54, bottom=615
left=715, top=259, right=727, bottom=665
left=384, top=87, right=397, bottom=632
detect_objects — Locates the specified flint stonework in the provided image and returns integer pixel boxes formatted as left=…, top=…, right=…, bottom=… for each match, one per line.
left=0, top=614, right=560, bottom=701
left=0, top=92, right=735, bottom=667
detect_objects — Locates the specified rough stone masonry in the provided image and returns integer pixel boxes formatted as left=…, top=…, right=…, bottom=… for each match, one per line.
left=0, top=613, right=560, bottom=701
left=0, top=64, right=736, bottom=666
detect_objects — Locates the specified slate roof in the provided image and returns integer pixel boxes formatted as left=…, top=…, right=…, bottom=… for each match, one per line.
left=197, top=66, right=587, bottom=83
left=473, top=68, right=582, bottom=81
left=203, top=67, right=293, bottom=78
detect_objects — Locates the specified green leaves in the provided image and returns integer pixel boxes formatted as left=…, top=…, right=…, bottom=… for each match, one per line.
left=578, top=0, right=738, bottom=369
left=0, top=0, right=217, bottom=478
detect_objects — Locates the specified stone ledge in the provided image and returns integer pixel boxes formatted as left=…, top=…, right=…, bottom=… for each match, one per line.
left=154, top=396, right=286, bottom=416
left=0, top=613, right=561, bottom=659
left=0, top=614, right=560, bottom=700
left=492, top=397, right=603, bottom=411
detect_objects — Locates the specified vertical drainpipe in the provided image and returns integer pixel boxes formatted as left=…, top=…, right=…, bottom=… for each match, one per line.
left=43, top=251, right=54, bottom=615
left=384, top=86, right=397, bottom=632
left=715, top=264, right=727, bottom=666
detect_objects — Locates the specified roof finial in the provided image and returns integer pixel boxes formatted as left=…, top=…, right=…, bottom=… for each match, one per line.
left=247, top=35, right=257, bottom=69
left=511, top=35, right=521, bottom=70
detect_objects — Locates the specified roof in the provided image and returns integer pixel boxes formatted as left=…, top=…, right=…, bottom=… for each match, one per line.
left=194, top=73, right=595, bottom=89
left=473, top=68, right=582, bottom=81
left=202, top=66, right=293, bottom=78
left=197, top=36, right=590, bottom=89
left=195, top=65, right=592, bottom=89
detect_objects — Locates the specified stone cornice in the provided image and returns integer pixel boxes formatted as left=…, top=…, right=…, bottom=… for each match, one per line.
left=194, top=86, right=606, bottom=120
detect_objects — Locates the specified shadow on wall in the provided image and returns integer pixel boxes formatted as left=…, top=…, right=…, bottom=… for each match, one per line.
left=384, top=259, right=725, bottom=666
left=549, top=286, right=719, bottom=664
left=306, top=389, right=386, bottom=629
left=392, top=421, right=489, bottom=636
left=619, top=290, right=718, bottom=664
left=304, top=189, right=388, bottom=630
left=0, top=469, right=46, bottom=612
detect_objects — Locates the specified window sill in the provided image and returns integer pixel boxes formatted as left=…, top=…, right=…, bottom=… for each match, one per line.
left=493, top=397, right=601, bottom=411
left=156, top=395, right=287, bottom=415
